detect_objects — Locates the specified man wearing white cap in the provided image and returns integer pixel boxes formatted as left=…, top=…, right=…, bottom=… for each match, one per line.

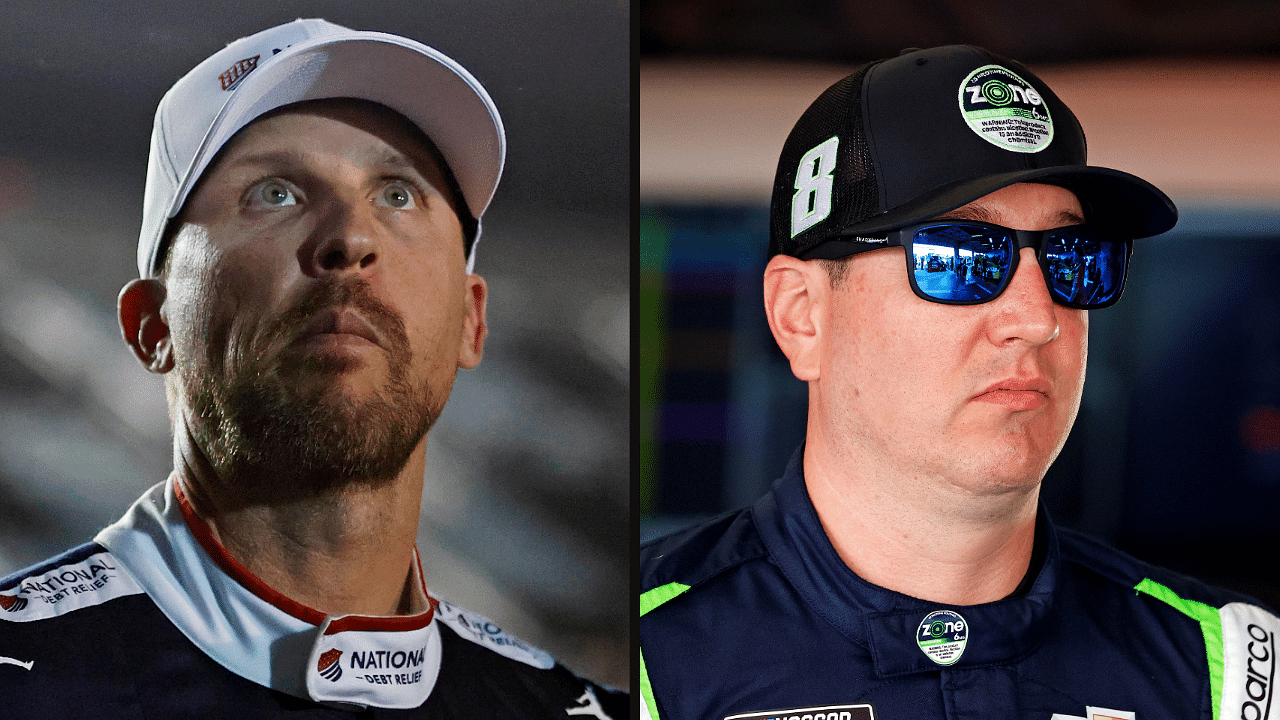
left=0, top=19, right=625, bottom=717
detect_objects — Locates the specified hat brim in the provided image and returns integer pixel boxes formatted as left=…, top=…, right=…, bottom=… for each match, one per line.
left=801, top=165, right=1176, bottom=259
left=172, top=32, right=505, bottom=236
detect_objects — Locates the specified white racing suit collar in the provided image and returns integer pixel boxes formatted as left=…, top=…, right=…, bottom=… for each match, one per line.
left=94, top=476, right=442, bottom=710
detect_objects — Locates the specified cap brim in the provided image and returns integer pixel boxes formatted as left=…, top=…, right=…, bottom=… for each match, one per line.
left=173, top=31, right=505, bottom=234
left=806, top=165, right=1176, bottom=258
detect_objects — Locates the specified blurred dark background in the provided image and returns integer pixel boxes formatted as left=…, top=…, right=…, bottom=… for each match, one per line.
left=638, top=0, right=1280, bottom=61
left=639, top=0, right=1280, bottom=611
left=0, top=1, right=628, bottom=688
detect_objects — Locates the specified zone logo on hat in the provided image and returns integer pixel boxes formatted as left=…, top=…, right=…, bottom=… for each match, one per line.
left=767, top=46, right=1175, bottom=263
left=958, top=65, right=1053, bottom=153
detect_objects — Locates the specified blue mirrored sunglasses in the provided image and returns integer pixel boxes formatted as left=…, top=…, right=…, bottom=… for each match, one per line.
left=815, top=221, right=1132, bottom=309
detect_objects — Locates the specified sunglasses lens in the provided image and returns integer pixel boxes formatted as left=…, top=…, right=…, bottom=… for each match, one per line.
left=911, top=224, right=1015, bottom=303
left=1044, top=229, right=1128, bottom=308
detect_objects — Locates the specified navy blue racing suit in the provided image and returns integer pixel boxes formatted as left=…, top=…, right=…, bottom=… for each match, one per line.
left=640, top=449, right=1278, bottom=720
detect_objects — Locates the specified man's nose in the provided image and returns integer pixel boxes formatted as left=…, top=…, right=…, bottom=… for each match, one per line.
left=985, top=247, right=1060, bottom=347
left=301, top=198, right=380, bottom=277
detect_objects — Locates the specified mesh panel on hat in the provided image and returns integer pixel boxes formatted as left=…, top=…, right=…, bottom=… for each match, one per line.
left=769, top=62, right=883, bottom=258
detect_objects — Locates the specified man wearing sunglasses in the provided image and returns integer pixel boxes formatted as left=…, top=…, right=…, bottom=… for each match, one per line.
left=640, top=46, right=1280, bottom=720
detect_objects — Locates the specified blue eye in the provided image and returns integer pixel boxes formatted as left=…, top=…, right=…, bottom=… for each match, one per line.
left=254, top=180, right=297, bottom=207
left=378, top=182, right=417, bottom=209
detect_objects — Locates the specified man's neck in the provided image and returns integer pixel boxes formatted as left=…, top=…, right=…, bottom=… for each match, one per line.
left=802, top=435, right=1040, bottom=606
left=173, top=423, right=428, bottom=618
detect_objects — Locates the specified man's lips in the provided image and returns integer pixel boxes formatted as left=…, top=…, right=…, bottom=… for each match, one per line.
left=298, top=308, right=382, bottom=348
left=971, top=378, right=1050, bottom=410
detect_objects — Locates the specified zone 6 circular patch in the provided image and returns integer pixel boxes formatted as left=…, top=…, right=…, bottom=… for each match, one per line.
left=916, top=610, right=968, bottom=665
left=958, top=64, right=1053, bottom=153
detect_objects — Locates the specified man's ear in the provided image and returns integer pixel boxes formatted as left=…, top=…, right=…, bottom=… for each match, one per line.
left=118, top=279, right=174, bottom=374
left=762, top=255, right=829, bottom=382
left=457, top=274, right=488, bottom=370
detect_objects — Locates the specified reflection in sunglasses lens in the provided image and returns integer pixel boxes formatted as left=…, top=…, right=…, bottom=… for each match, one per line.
left=1044, top=229, right=1126, bottom=307
left=912, top=225, right=1013, bottom=302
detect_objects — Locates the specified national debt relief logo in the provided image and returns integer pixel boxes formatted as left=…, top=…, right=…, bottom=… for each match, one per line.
left=316, top=648, right=343, bottom=682
left=958, top=65, right=1053, bottom=153
left=916, top=610, right=968, bottom=666
left=0, top=593, right=28, bottom=613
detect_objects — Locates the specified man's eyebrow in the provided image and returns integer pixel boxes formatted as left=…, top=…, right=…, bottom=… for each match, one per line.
left=222, top=149, right=310, bottom=170
left=933, top=205, right=999, bottom=223
left=371, top=148, right=414, bottom=169
left=932, top=205, right=1087, bottom=226
left=1055, top=209, right=1087, bottom=226
left=222, top=148, right=429, bottom=178
left=367, top=149, right=433, bottom=179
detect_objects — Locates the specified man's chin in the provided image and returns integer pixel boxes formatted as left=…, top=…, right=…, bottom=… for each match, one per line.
left=282, top=346, right=380, bottom=378
left=962, top=443, right=1058, bottom=494
left=208, top=372, right=439, bottom=486
left=299, top=373, right=388, bottom=407
left=284, top=359, right=401, bottom=407
left=245, top=401, right=431, bottom=487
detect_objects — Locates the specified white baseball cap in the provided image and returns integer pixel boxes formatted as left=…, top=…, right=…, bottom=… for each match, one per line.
left=137, top=18, right=506, bottom=277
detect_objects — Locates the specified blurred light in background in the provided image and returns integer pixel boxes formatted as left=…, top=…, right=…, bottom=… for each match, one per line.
left=0, top=159, right=36, bottom=219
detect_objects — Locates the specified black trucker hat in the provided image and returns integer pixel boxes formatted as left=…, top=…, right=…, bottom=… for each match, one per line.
left=769, top=45, right=1177, bottom=259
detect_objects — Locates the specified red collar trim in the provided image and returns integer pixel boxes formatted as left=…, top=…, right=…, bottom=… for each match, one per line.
left=173, top=478, right=435, bottom=631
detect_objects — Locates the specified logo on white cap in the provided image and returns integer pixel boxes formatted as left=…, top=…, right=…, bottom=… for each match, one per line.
left=218, top=56, right=260, bottom=91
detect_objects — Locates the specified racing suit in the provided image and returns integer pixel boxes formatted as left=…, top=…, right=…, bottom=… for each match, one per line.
left=640, top=450, right=1279, bottom=720
left=0, top=477, right=626, bottom=718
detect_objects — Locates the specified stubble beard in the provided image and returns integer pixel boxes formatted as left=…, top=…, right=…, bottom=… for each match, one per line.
left=183, top=279, right=446, bottom=498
